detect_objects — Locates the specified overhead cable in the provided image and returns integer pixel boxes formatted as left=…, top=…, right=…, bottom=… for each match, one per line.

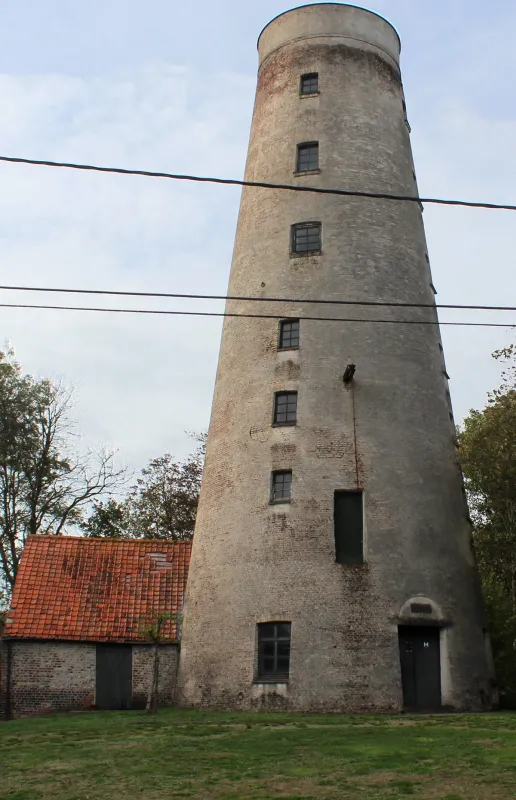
left=1, top=284, right=516, bottom=313
left=1, top=155, right=515, bottom=211
left=1, top=302, right=515, bottom=328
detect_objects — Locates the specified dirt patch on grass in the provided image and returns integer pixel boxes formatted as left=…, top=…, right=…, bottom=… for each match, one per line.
left=359, top=771, right=422, bottom=785
left=202, top=775, right=354, bottom=799
left=471, top=739, right=500, bottom=747
left=355, top=771, right=513, bottom=800
left=418, top=775, right=512, bottom=800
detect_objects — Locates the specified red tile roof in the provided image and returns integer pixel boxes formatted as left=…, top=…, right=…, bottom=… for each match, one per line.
left=4, top=536, right=192, bottom=643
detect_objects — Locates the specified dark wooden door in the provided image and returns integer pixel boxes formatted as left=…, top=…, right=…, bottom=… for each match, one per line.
left=96, top=644, right=133, bottom=710
left=398, top=626, right=441, bottom=711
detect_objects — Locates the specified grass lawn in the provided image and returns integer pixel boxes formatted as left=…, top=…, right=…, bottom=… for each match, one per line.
left=2, top=710, right=516, bottom=800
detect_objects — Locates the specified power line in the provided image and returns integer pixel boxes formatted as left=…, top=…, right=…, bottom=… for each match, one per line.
left=1, top=155, right=515, bottom=212
left=1, top=302, right=515, bottom=328
left=1, top=284, right=516, bottom=314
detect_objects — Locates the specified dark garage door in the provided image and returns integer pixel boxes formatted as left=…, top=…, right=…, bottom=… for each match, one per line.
left=96, top=644, right=132, bottom=710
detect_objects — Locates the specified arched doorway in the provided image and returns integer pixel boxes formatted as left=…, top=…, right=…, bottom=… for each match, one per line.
left=398, top=626, right=441, bottom=711
left=398, top=597, right=444, bottom=712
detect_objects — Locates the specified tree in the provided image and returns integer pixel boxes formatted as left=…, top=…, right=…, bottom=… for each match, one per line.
left=81, top=498, right=130, bottom=539
left=139, top=611, right=177, bottom=713
left=459, top=346, right=516, bottom=706
left=128, top=451, right=202, bottom=540
left=0, top=345, right=126, bottom=591
left=83, top=434, right=206, bottom=541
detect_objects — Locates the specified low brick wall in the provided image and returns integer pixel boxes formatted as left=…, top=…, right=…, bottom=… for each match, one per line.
left=0, top=641, right=9, bottom=720
left=132, top=645, right=179, bottom=709
left=1, top=640, right=180, bottom=719
left=4, top=640, right=96, bottom=718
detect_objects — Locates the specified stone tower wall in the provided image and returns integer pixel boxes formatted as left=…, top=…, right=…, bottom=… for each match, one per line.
left=176, top=3, right=494, bottom=712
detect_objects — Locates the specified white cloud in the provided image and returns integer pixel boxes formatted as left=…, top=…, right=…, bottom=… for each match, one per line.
left=0, top=65, right=255, bottom=468
left=408, top=56, right=516, bottom=421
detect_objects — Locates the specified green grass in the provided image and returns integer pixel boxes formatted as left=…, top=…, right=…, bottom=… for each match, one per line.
left=2, top=710, right=516, bottom=799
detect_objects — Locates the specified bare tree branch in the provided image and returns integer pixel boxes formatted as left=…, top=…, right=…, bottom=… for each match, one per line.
left=0, top=345, right=128, bottom=593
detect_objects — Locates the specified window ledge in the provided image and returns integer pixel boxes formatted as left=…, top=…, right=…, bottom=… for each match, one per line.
left=278, top=346, right=300, bottom=352
left=300, top=92, right=320, bottom=98
left=290, top=251, right=321, bottom=259
left=254, top=678, right=289, bottom=685
left=272, top=422, right=297, bottom=428
left=269, top=499, right=291, bottom=506
left=293, top=169, right=321, bottom=177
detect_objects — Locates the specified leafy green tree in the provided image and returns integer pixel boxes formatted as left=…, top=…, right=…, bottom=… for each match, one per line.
left=83, top=434, right=206, bottom=541
left=128, top=450, right=202, bottom=540
left=81, top=498, right=130, bottom=539
left=0, top=345, right=126, bottom=592
left=459, top=346, right=516, bottom=706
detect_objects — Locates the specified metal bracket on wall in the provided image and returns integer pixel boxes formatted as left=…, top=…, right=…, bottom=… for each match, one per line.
left=343, top=364, right=356, bottom=384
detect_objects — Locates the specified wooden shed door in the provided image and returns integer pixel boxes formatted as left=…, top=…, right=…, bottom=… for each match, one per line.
left=398, top=627, right=441, bottom=711
left=96, top=644, right=132, bottom=709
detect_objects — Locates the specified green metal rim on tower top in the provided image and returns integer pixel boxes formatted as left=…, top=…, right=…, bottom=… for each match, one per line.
left=257, top=3, right=401, bottom=52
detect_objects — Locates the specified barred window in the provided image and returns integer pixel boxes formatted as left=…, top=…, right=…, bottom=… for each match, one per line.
left=296, top=142, right=319, bottom=172
left=273, top=392, right=298, bottom=425
left=279, top=319, right=300, bottom=350
left=291, top=222, right=321, bottom=254
left=300, top=73, right=318, bottom=95
left=257, top=622, right=291, bottom=679
left=271, top=471, right=292, bottom=503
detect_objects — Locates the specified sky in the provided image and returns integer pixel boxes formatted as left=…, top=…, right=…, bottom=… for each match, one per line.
left=0, top=0, right=515, bottom=477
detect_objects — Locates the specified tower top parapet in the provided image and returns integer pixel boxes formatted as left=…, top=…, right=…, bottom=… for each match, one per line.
left=257, top=3, right=401, bottom=68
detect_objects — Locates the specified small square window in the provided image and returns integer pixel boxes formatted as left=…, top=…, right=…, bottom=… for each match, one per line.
left=291, top=222, right=321, bottom=254
left=257, top=622, right=291, bottom=680
left=279, top=319, right=300, bottom=350
left=296, top=142, right=319, bottom=172
left=271, top=471, right=292, bottom=503
left=273, top=391, right=298, bottom=425
left=300, top=73, right=318, bottom=95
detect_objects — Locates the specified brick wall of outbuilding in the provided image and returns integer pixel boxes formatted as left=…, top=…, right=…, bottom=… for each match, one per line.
left=1, top=640, right=179, bottom=719
left=4, top=641, right=96, bottom=718
left=0, top=641, right=9, bottom=720
left=132, top=645, right=179, bottom=708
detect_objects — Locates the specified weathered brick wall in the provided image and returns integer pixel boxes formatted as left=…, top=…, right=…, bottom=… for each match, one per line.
left=0, top=641, right=9, bottom=720
left=132, top=645, right=179, bottom=708
left=1, top=641, right=179, bottom=719
left=6, top=641, right=96, bottom=718
left=176, top=4, right=494, bottom=713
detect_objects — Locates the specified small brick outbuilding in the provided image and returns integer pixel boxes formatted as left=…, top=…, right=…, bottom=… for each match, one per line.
left=0, top=536, right=191, bottom=719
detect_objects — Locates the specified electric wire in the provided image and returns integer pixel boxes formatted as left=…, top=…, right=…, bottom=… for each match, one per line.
left=1, top=155, right=515, bottom=211
left=1, top=302, right=515, bottom=328
left=1, top=284, right=516, bottom=314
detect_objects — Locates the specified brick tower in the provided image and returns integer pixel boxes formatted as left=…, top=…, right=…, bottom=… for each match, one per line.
left=176, top=3, right=495, bottom=712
